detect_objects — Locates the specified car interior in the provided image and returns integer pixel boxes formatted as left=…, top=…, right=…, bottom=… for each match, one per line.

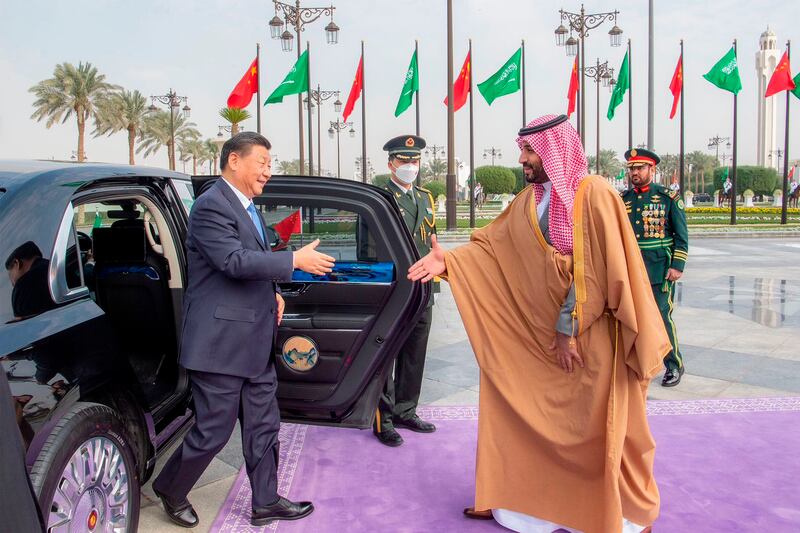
left=71, top=197, right=182, bottom=409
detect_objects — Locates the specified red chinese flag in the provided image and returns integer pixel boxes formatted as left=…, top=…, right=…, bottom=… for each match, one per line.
left=273, top=210, right=302, bottom=244
left=444, top=51, right=471, bottom=111
left=765, top=51, right=796, bottom=97
left=668, top=54, right=683, bottom=119
left=342, top=55, right=363, bottom=122
left=227, top=58, right=259, bottom=109
left=566, top=56, right=579, bottom=117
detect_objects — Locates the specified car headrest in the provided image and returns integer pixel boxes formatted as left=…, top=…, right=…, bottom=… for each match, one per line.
left=92, top=226, right=147, bottom=263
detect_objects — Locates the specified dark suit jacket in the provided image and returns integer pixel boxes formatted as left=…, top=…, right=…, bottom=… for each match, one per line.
left=179, top=179, right=294, bottom=378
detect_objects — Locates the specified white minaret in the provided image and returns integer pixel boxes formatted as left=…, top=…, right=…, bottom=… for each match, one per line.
left=756, top=28, right=779, bottom=169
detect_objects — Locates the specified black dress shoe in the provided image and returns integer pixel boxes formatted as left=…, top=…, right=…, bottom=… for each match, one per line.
left=373, top=427, right=404, bottom=447
left=251, top=496, right=314, bottom=526
left=661, top=366, right=685, bottom=387
left=153, top=488, right=199, bottom=528
left=395, top=415, right=436, bottom=433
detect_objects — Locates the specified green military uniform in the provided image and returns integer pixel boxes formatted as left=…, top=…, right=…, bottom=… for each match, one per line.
left=621, top=148, right=689, bottom=383
left=374, top=135, right=437, bottom=441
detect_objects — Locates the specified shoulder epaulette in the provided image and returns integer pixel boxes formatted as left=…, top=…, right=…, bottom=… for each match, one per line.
left=667, top=189, right=679, bottom=200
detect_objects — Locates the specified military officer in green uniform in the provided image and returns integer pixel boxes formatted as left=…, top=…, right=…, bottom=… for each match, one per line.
left=373, top=134, right=438, bottom=446
left=622, top=148, right=689, bottom=387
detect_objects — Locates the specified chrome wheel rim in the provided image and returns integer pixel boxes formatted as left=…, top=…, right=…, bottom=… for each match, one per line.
left=47, top=436, right=131, bottom=533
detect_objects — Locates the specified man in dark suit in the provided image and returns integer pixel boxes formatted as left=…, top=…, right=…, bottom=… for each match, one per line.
left=152, top=132, right=335, bottom=528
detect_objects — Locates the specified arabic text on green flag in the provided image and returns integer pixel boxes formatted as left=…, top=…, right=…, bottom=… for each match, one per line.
left=607, top=51, right=630, bottom=120
left=477, top=48, right=522, bottom=106
left=703, top=47, right=742, bottom=94
left=793, top=72, right=800, bottom=101
left=394, top=50, right=419, bottom=117
left=265, top=50, right=309, bottom=105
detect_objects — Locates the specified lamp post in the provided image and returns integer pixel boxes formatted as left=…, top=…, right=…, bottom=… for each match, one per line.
left=308, top=86, right=341, bottom=175
left=482, top=147, right=502, bottom=166
left=424, top=144, right=446, bottom=181
left=149, top=89, right=190, bottom=171
left=328, top=119, right=354, bottom=178
left=268, top=1, right=340, bottom=176
left=768, top=149, right=784, bottom=171
left=582, top=59, right=615, bottom=175
left=555, top=4, right=622, bottom=145
left=354, top=156, right=374, bottom=182
left=708, top=135, right=732, bottom=165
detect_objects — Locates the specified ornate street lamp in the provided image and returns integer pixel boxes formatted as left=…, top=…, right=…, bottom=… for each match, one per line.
left=554, top=24, right=569, bottom=46
left=329, top=119, right=353, bottom=177
left=308, top=86, right=340, bottom=175
left=583, top=59, right=614, bottom=174
left=269, top=14, right=284, bottom=39
left=150, top=89, right=189, bottom=171
left=483, top=147, right=502, bottom=166
left=555, top=5, right=622, bottom=144
left=269, top=1, right=340, bottom=176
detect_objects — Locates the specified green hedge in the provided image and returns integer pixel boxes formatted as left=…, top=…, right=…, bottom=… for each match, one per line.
left=421, top=179, right=446, bottom=199
left=475, top=165, right=516, bottom=194
left=713, top=166, right=779, bottom=196
left=510, top=167, right=527, bottom=193
left=372, top=173, right=391, bottom=188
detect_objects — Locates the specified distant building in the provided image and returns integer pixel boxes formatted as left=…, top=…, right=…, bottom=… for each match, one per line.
left=755, top=27, right=779, bottom=169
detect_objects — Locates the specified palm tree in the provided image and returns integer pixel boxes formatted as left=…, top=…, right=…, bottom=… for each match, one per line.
left=219, top=107, right=251, bottom=136
left=205, top=139, right=221, bottom=174
left=138, top=110, right=200, bottom=169
left=276, top=159, right=308, bottom=175
left=586, top=149, right=623, bottom=178
left=425, top=158, right=447, bottom=181
left=94, top=89, right=149, bottom=165
left=180, top=139, right=207, bottom=175
left=29, top=62, right=117, bottom=162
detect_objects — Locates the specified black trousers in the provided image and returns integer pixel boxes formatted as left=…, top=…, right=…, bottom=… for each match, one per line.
left=153, top=362, right=281, bottom=508
left=376, top=306, right=433, bottom=432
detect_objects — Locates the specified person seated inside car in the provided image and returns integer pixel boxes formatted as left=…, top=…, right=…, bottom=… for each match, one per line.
left=5, top=241, right=56, bottom=320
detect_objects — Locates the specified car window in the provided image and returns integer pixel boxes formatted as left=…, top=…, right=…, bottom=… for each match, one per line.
left=255, top=202, right=377, bottom=262
left=172, top=180, right=195, bottom=215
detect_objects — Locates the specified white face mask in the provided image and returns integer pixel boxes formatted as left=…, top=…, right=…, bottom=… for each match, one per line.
left=393, top=163, right=419, bottom=184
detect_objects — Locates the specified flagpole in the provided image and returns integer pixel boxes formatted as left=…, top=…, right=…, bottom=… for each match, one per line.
left=296, top=30, right=305, bottom=175
left=679, top=39, right=685, bottom=200
left=731, top=39, right=738, bottom=225
left=306, top=41, right=314, bottom=176
left=445, top=0, right=456, bottom=229
left=415, top=39, right=422, bottom=187
left=521, top=39, right=527, bottom=126
left=781, top=39, right=791, bottom=225
left=415, top=39, right=421, bottom=137
left=469, top=38, right=475, bottom=229
left=256, top=43, right=262, bottom=134
left=317, top=84, right=322, bottom=176
left=627, top=39, right=632, bottom=149
left=361, top=40, right=367, bottom=183
left=576, top=46, right=582, bottom=139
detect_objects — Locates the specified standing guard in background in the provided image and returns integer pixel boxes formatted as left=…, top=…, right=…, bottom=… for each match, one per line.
left=622, top=148, right=689, bottom=387
left=374, top=134, right=438, bottom=447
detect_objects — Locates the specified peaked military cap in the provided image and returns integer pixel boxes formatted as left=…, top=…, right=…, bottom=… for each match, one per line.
left=624, top=147, right=661, bottom=167
left=383, top=134, right=427, bottom=161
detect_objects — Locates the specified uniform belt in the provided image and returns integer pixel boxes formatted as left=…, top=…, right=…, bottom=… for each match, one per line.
left=638, top=237, right=674, bottom=250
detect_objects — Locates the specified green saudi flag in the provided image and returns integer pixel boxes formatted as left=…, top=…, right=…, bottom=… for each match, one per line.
left=792, top=72, right=800, bottom=100
left=607, top=51, right=630, bottom=120
left=265, top=50, right=309, bottom=105
left=478, top=48, right=522, bottom=106
left=703, top=47, right=742, bottom=94
left=394, top=50, right=419, bottom=117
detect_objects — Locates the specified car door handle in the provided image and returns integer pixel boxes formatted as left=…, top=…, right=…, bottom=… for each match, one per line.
left=280, top=283, right=310, bottom=298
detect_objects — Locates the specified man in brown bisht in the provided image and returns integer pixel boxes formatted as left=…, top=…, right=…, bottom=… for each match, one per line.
left=408, top=114, right=671, bottom=533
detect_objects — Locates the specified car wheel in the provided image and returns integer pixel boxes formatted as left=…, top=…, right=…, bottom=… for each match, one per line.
left=30, top=402, right=140, bottom=532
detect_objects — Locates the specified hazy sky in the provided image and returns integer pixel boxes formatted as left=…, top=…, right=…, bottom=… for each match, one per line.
left=2, top=0, right=799, bottom=179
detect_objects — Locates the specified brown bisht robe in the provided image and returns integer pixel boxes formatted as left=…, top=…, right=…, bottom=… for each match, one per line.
left=444, top=176, right=671, bottom=533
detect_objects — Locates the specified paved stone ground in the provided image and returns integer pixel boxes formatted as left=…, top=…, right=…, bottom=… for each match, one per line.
left=140, top=237, right=800, bottom=532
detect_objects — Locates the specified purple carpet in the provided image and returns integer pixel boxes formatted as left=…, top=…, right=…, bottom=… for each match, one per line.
left=211, top=399, right=800, bottom=532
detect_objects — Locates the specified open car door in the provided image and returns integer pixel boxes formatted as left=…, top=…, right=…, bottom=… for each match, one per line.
left=190, top=176, right=429, bottom=428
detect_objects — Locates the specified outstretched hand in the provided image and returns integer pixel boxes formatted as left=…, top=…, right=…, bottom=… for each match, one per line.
left=407, top=234, right=446, bottom=283
left=293, top=239, right=335, bottom=275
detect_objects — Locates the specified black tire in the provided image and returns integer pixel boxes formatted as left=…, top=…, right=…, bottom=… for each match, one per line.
left=30, top=402, right=140, bottom=532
